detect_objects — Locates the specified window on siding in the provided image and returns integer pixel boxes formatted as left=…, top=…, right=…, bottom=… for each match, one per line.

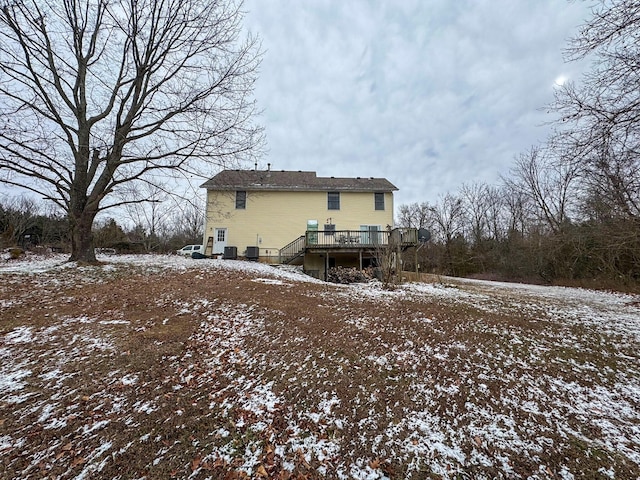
left=235, top=190, right=246, bottom=209
left=324, top=224, right=336, bottom=235
left=374, top=192, right=385, bottom=210
left=327, top=192, right=340, bottom=210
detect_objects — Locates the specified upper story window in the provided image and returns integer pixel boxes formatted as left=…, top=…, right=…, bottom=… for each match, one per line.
left=374, top=192, right=385, bottom=210
left=327, top=191, right=340, bottom=210
left=235, top=190, right=246, bottom=209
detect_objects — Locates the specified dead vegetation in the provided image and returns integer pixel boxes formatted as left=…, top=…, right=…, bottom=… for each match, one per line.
left=0, top=256, right=639, bottom=479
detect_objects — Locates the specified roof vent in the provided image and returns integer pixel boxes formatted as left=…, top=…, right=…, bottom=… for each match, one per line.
left=331, top=176, right=335, bottom=178
left=357, top=176, right=361, bottom=179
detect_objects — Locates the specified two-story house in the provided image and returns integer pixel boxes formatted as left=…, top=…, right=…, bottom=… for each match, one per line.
left=201, top=168, right=415, bottom=279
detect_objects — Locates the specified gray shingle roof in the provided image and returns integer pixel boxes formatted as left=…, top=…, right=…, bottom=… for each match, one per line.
left=200, top=170, right=398, bottom=192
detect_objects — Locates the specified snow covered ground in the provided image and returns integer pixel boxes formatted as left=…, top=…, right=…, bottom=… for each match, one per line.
left=1, top=253, right=639, bottom=479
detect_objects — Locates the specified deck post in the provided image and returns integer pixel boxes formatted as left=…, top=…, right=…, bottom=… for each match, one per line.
left=324, top=254, right=328, bottom=281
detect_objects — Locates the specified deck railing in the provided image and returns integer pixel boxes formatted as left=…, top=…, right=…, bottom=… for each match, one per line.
left=278, top=228, right=418, bottom=263
left=279, top=235, right=306, bottom=263
left=305, top=228, right=417, bottom=248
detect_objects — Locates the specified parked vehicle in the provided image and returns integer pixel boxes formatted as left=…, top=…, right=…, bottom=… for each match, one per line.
left=176, top=245, right=204, bottom=256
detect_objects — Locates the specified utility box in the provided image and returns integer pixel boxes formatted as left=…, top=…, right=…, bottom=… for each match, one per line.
left=246, top=246, right=259, bottom=261
left=223, top=246, right=237, bottom=260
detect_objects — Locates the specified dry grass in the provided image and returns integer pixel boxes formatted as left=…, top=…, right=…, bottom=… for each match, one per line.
left=1, top=256, right=639, bottom=479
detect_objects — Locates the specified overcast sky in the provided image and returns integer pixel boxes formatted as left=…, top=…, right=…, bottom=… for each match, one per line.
left=242, top=0, right=592, bottom=208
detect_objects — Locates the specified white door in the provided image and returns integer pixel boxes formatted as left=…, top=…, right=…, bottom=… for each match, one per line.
left=213, top=228, right=227, bottom=254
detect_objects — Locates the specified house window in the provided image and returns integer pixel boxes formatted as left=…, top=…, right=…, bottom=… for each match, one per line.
left=324, top=224, right=336, bottom=235
left=217, top=229, right=226, bottom=242
left=235, top=191, right=246, bottom=209
left=328, top=192, right=340, bottom=210
left=374, top=192, right=385, bottom=210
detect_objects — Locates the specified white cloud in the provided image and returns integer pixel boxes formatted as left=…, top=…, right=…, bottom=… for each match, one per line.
left=244, top=0, right=591, bottom=207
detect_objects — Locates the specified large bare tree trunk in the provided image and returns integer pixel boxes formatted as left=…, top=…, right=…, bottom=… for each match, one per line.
left=69, top=210, right=97, bottom=263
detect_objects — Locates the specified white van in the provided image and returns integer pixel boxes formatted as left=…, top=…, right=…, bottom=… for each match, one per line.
left=176, top=244, right=204, bottom=256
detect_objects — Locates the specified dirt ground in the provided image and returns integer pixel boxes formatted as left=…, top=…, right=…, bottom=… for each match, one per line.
left=1, top=255, right=639, bottom=479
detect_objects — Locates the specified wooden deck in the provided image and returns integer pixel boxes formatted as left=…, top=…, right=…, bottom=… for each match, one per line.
left=280, top=228, right=418, bottom=264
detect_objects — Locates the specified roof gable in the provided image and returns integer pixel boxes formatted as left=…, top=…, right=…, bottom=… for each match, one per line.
left=200, top=170, right=398, bottom=192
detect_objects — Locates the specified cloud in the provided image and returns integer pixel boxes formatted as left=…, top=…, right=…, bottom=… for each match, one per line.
left=243, top=0, right=590, bottom=207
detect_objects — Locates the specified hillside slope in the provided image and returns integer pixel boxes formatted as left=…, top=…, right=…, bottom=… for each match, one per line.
left=1, top=254, right=639, bottom=479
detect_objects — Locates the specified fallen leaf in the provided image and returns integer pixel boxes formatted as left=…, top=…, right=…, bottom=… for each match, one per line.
left=191, top=455, right=202, bottom=471
left=296, top=451, right=311, bottom=469
left=70, top=456, right=86, bottom=468
left=278, top=471, right=292, bottom=480
left=369, top=459, right=381, bottom=469
left=474, top=436, right=482, bottom=447
left=62, top=443, right=73, bottom=451
left=255, top=465, right=268, bottom=477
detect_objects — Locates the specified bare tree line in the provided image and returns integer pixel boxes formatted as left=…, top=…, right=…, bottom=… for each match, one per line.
left=398, top=1, right=640, bottom=289
left=398, top=166, right=638, bottom=287
left=0, top=193, right=204, bottom=253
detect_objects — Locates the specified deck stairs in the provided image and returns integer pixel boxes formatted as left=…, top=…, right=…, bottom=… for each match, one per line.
left=279, top=235, right=306, bottom=264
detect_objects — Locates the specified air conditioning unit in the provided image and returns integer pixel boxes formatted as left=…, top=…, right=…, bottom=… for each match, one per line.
left=223, top=246, right=237, bottom=260
left=246, top=246, right=259, bottom=261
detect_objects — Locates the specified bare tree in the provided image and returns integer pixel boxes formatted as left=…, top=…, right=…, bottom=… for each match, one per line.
left=429, top=194, right=464, bottom=245
left=397, top=202, right=431, bottom=230
left=428, top=193, right=466, bottom=274
left=460, top=182, right=492, bottom=246
left=170, top=199, right=204, bottom=244
left=123, top=181, right=172, bottom=251
left=578, top=127, right=640, bottom=219
left=501, top=185, right=531, bottom=239
left=552, top=0, right=640, bottom=220
left=504, top=145, right=580, bottom=234
left=0, top=0, right=263, bottom=262
left=0, top=195, right=39, bottom=246
left=484, top=185, right=507, bottom=242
